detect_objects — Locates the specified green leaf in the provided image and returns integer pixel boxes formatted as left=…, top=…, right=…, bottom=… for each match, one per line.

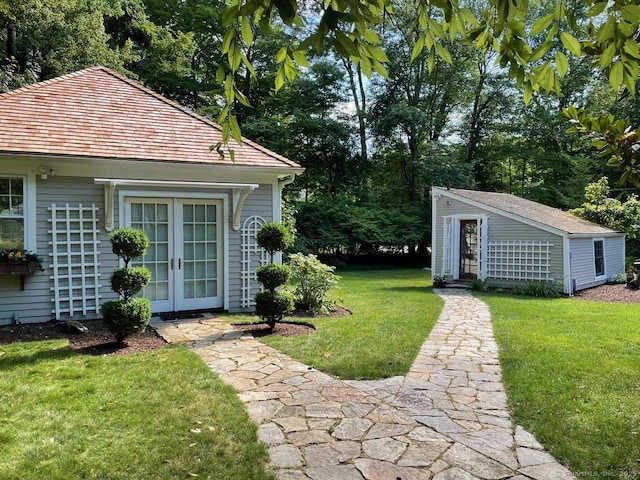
left=276, top=46, right=287, bottom=63
left=623, top=39, right=640, bottom=60
left=435, top=42, right=452, bottom=64
left=367, top=45, right=389, bottom=63
left=560, top=32, right=581, bottom=56
left=229, top=114, right=243, bottom=145
left=555, top=51, right=568, bottom=76
left=587, top=2, right=607, bottom=17
left=240, top=17, right=253, bottom=46
left=621, top=4, right=640, bottom=23
left=411, top=35, right=425, bottom=62
left=599, top=42, right=616, bottom=68
left=274, top=69, right=285, bottom=92
left=523, top=81, right=533, bottom=105
left=530, top=13, right=554, bottom=36
left=529, top=41, right=551, bottom=62
left=609, top=61, right=624, bottom=90
left=292, top=50, right=309, bottom=67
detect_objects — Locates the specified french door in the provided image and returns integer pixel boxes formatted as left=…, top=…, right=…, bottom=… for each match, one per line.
left=125, top=198, right=222, bottom=312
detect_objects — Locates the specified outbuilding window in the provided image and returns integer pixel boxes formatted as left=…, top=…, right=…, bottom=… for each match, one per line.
left=0, top=176, right=25, bottom=249
left=594, top=239, right=605, bottom=278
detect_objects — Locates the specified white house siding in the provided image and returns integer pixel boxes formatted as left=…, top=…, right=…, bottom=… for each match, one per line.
left=228, top=185, right=274, bottom=312
left=433, top=196, right=564, bottom=283
left=0, top=174, right=278, bottom=324
left=570, top=236, right=625, bottom=291
left=0, top=176, right=117, bottom=325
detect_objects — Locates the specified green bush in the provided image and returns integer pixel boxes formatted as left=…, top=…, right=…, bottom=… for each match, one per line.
left=469, top=278, right=487, bottom=292
left=110, top=267, right=151, bottom=301
left=432, top=275, right=447, bottom=288
left=100, top=298, right=152, bottom=344
left=512, top=280, right=561, bottom=297
left=110, top=228, right=149, bottom=266
left=256, top=222, right=293, bottom=259
left=254, top=291, right=294, bottom=329
left=102, top=228, right=152, bottom=345
left=256, top=263, right=291, bottom=292
left=289, top=253, right=339, bottom=314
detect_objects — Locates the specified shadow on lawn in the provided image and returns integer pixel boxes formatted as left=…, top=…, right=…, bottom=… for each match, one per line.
left=0, top=342, right=76, bottom=368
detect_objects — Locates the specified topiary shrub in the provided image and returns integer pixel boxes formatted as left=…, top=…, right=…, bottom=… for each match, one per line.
left=109, top=228, right=150, bottom=266
left=254, top=222, right=294, bottom=329
left=100, top=298, right=152, bottom=344
left=289, top=253, right=339, bottom=314
left=256, top=222, right=293, bottom=261
left=109, top=267, right=152, bottom=301
left=254, top=291, right=295, bottom=329
left=256, top=263, right=291, bottom=292
left=101, top=228, right=152, bottom=346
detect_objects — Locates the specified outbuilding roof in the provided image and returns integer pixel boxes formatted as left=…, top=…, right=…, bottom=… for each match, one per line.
left=439, top=187, right=622, bottom=235
left=0, top=66, right=300, bottom=170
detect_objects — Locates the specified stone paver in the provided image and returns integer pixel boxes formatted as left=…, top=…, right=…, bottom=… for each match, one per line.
left=153, top=288, right=576, bottom=479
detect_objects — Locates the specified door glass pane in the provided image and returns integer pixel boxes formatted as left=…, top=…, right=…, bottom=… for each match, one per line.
left=182, top=203, right=218, bottom=300
left=131, top=201, right=170, bottom=303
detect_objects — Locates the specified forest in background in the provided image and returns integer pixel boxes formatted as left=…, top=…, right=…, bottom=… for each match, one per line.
left=2, top=0, right=639, bottom=264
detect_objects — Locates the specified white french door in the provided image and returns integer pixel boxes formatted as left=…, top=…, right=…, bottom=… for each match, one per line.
left=125, top=198, right=222, bottom=312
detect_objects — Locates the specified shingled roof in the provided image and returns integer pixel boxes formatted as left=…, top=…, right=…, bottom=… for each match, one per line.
left=443, top=188, right=621, bottom=235
left=0, top=66, right=300, bottom=170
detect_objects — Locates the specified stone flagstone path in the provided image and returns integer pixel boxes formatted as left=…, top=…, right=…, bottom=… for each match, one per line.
left=153, top=288, right=575, bottom=480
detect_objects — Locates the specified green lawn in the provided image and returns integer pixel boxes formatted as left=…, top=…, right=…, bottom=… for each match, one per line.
left=239, top=267, right=443, bottom=380
left=480, top=293, right=640, bottom=480
left=0, top=342, right=275, bottom=480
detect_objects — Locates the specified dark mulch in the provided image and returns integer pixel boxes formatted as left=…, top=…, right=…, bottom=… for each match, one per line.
left=574, top=283, right=640, bottom=303
left=0, top=306, right=352, bottom=356
left=0, top=319, right=167, bottom=356
left=232, top=305, right=352, bottom=337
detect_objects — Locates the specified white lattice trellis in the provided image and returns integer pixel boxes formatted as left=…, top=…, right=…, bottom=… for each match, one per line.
left=486, top=241, right=554, bottom=281
left=48, top=204, right=102, bottom=318
left=241, top=215, right=268, bottom=308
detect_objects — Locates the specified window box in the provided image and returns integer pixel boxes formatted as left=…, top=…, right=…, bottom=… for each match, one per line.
left=0, top=249, right=43, bottom=290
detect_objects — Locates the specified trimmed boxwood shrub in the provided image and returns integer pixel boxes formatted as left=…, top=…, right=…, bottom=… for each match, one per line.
left=256, top=222, right=293, bottom=260
left=256, top=263, right=291, bottom=292
left=109, top=228, right=150, bottom=266
left=254, top=291, right=294, bottom=329
left=101, top=227, right=152, bottom=346
left=109, top=267, right=152, bottom=301
left=100, top=298, right=152, bottom=344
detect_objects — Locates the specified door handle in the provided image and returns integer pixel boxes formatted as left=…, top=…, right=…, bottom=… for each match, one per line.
left=170, top=259, right=174, bottom=270
left=178, top=259, right=182, bottom=269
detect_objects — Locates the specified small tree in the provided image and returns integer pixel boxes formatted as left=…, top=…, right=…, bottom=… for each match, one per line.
left=254, top=222, right=294, bottom=329
left=100, top=228, right=152, bottom=346
left=289, top=253, right=339, bottom=314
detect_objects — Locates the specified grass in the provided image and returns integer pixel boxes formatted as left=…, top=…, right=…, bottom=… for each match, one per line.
left=0, top=341, right=275, bottom=480
left=480, top=293, right=640, bottom=480
left=226, top=267, right=443, bottom=380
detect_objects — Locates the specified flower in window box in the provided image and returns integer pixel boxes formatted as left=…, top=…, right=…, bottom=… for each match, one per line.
left=0, top=248, right=44, bottom=273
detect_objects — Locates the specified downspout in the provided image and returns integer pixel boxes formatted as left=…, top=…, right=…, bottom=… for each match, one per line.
left=279, top=174, right=296, bottom=189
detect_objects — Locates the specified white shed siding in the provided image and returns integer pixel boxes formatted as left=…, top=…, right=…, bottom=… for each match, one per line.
left=433, top=196, right=564, bottom=282
left=570, top=236, right=625, bottom=291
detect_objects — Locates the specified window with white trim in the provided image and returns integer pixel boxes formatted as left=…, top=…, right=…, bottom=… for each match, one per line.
left=0, top=176, right=25, bottom=249
left=594, top=239, right=605, bottom=278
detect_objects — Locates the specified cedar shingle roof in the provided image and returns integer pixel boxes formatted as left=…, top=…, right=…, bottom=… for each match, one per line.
left=445, top=188, right=622, bottom=235
left=0, top=66, right=301, bottom=170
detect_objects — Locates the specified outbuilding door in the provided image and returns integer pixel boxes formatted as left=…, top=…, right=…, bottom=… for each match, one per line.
left=125, top=198, right=222, bottom=313
left=459, top=219, right=478, bottom=280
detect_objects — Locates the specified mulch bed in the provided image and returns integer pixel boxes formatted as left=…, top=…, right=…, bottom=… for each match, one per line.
left=0, top=306, right=352, bottom=356
left=0, top=319, right=167, bottom=356
left=573, top=283, right=640, bottom=303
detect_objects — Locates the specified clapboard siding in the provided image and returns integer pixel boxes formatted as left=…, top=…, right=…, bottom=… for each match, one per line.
left=432, top=188, right=626, bottom=294
left=228, top=185, right=274, bottom=311
left=570, top=236, right=625, bottom=290
left=1, top=175, right=281, bottom=324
